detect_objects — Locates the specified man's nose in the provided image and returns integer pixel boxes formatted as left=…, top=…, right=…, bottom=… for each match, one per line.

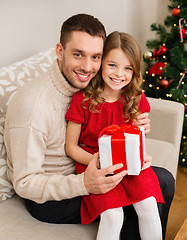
left=81, top=58, right=92, bottom=72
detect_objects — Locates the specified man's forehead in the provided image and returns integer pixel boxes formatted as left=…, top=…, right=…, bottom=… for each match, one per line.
left=66, top=31, right=104, bottom=54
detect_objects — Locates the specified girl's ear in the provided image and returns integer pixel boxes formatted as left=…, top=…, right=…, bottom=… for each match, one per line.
left=56, top=43, right=63, bottom=62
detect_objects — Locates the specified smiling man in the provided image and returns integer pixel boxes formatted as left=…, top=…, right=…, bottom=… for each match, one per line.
left=4, top=14, right=174, bottom=240
left=57, top=31, right=103, bottom=89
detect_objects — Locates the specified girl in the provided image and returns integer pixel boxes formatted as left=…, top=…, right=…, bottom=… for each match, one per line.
left=65, top=31, right=164, bottom=240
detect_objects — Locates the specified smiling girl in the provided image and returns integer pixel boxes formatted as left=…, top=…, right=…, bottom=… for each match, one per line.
left=65, top=31, right=164, bottom=240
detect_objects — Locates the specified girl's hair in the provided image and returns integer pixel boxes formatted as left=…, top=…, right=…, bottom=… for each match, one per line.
left=83, top=31, right=143, bottom=121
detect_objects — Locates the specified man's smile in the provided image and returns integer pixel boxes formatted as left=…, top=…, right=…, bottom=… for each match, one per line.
left=75, top=71, right=92, bottom=81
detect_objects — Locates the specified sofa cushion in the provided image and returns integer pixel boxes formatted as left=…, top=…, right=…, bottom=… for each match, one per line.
left=146, top=138, right=175, bottom=176
left=0, top=195, right=98, bottom=240
left=0, top=48, right=56, bottom=202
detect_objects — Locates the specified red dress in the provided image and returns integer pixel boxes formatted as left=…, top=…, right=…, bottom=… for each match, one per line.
left=66, top=91, right=164, bottom=224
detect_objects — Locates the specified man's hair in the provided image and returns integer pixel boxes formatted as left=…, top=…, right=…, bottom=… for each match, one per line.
left=60, top=13, right=106, bottom=47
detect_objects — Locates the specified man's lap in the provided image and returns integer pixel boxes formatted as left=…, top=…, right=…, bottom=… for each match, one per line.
left=24, top=166, right=175, bottom=239
left=24, top=196, right=82, bottom=224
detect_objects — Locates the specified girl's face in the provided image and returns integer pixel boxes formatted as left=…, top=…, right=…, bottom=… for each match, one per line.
left=102, top=48, right=133, bottom=95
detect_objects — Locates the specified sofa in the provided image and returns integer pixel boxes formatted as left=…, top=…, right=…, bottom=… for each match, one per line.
left=0, top=48, right=184, bottom=240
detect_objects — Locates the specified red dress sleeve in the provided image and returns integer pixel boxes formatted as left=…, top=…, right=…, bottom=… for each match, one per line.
left=138, top=93, right=151, bottom=113
left=66, top=91, right=85, bottom=124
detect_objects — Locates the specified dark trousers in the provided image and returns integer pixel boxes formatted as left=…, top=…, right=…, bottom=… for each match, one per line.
left=24, top=166, right=175, bottom=240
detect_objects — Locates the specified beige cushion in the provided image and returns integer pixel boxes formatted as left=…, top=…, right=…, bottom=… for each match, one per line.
left=0, top=195, right=98, bottom=240
left=146, top=138, right=175, bottom=171
left=146, top=97, right=184, bottom=179
left=0, top=48, right=56, bottom=202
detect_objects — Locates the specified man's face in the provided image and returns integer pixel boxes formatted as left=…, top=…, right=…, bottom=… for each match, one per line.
left=58, top=31, right=104, bottom=89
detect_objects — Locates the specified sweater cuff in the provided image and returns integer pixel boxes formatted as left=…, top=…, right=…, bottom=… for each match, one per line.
left=77, top=172, right=89, bottom=196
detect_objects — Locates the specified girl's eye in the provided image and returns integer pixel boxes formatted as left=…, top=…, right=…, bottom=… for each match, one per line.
left=125, top=67, right=133, bottom=71
left=109, top=64, right=116, bottom=67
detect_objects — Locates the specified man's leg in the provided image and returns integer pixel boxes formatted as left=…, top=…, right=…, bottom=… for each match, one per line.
left=121, top=205, right=141, bottom=240
left=152, top=166, right=175, bottom=239
left=24, top=196, right=82, bottom=224
left=121, top=166, right=175, bottom=240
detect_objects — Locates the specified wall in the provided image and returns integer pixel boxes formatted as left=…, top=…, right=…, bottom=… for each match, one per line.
left=0, top=0, right=169, bottom=68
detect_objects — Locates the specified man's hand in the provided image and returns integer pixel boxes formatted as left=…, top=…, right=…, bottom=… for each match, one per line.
left=141, top=155, right=152, bottom=171
left=84, top=153, right=127, bottom=194
left=135, top=112, right=150, bottom=135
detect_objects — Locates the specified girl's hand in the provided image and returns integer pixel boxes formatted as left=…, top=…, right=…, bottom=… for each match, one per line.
left=135, top=112, right=151, bottom=135
left=141, top=155, right=152, bottom=171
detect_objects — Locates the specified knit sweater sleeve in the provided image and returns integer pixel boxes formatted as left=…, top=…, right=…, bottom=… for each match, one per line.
left=4, top=61, right=88, bottom=203
left=7, top=126, right=88, bottom=203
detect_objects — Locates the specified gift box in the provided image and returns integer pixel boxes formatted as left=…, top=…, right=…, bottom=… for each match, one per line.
left=98, top=124, right=145, bottom=175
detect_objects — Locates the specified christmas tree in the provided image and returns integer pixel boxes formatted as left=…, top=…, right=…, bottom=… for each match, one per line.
left=143, top=0, right=187, bottom=168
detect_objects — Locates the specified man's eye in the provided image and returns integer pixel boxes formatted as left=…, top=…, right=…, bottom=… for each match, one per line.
left=92, top=56, right=101, bottom=60
left=74, top=53, right=82, bottom=58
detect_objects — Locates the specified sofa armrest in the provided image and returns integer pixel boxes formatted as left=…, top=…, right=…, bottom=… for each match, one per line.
left=147, top=97, right=184, bottom=146
left=146, top=97, right=184, bottom=179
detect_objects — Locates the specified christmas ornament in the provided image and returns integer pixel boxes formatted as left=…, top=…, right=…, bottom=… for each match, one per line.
left=160, top=79, right=169, bottom=88
left=148, top=62, right=165, bottom=76
left=172, top=8, right=180, bottom=17
left=153, top=49, right=159, bottom=58
left=143, top=51, right=152, bottom=60
left=179, top=18, right=187, bottom=42
left=153, top=46, right=167, bottom=58
left=159, top=46, right=167, bottom=55
left=182, top=27, right=187, bottom=40
left=185, top=106, right=187, bottom=114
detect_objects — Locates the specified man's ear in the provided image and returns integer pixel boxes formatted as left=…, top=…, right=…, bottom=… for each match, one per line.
left=56, top=43, right=63, bottom=62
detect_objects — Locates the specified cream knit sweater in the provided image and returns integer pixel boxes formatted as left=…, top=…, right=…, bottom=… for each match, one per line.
left=4, top=60, right=88, bottom=203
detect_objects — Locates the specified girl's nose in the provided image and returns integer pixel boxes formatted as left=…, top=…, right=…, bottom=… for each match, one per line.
left=115, top=68, right=123, bottom=77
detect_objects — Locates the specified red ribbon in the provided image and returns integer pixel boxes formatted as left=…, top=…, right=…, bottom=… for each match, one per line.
left=99, top=124, right=144, bottom=174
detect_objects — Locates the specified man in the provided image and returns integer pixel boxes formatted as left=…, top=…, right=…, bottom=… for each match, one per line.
left=4, top=14, right=174, bottom=239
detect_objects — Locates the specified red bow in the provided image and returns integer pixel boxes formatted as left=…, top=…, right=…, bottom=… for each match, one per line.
left=99, top=124, right=142, bottom=138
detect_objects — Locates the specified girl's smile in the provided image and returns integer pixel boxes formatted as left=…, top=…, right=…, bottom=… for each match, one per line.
left=101, top=48, right=133, bottom=101
left=109, top=77, right=126, bottom=84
